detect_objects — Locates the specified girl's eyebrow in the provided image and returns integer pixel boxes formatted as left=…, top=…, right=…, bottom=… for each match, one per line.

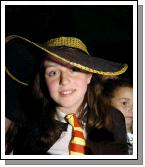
left=44, top=65, right=53, bottom=69
left=44, top=63, right=59, bottom=68
left=44, top=62, right=72, bottom=69
left=119, top=98, right=129, bottom=100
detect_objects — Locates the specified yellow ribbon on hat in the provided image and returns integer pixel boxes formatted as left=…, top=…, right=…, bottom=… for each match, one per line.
left=47, top=37, right=89, bottom=55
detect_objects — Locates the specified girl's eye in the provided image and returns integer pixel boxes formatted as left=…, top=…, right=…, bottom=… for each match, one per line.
left=71, top=67, right=80, bottom=72
left=122, top=101, right=128, bottom=106
left=47, top=71, right=58, bottom=77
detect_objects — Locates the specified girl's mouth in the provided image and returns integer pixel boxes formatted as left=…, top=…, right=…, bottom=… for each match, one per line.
left=59, top=89, right=76, bottom=96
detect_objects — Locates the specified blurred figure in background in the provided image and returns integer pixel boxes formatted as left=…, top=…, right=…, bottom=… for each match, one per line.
left=101, top=78, right=133, bottom=154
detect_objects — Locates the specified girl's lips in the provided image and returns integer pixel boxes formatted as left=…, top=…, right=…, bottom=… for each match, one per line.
left=59, top=89, right=76, bottom=96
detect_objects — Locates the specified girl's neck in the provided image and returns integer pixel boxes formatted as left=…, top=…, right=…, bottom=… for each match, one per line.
left=56, top=106, right=79, bottom=115
left=56, top=100, right=86, bottom=116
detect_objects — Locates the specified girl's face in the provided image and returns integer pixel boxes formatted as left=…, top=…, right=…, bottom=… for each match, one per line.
left=44, top=60, right=92, bottom=114
left=111, top=86, right=133, bottom=132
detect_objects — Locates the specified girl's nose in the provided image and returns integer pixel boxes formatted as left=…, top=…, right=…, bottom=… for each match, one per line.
left=59, top=72, right=70, bottom=86
left=127, top=104, right=133, bottom=113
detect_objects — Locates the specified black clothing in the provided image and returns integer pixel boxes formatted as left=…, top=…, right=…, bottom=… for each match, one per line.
left=13, top=108, right=128, bottom=155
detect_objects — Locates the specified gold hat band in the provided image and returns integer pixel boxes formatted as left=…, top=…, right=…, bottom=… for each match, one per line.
left=47, top=36, right=89, bottom=55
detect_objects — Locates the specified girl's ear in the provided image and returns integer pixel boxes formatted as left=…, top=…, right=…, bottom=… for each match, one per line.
left=87, top=74, right=93, bottom=84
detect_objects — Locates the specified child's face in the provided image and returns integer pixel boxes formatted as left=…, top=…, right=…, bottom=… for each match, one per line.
left=111, top=86, right=133, bottom=132
left=44, top=60, right=92, bottom=114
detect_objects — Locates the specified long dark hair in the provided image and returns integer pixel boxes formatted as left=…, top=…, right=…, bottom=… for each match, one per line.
left=31, top=57, right=113, bottom=145
left=85, top=75, right=113, bottom=131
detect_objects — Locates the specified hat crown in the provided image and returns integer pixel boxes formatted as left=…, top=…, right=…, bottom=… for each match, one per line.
left=47, top=37, right=89, bottom=55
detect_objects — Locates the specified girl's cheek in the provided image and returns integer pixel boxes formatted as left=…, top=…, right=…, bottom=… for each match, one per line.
left=46, top=79, right=57, bottom=91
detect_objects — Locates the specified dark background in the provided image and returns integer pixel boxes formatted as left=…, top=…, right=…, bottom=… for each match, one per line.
left=5, top=5, right=133, bottom=81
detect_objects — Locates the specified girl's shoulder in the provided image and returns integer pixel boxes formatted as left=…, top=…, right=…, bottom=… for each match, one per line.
left=108, top=106, right=125, bottom=122
left=108, top=107, right=127, bottom=142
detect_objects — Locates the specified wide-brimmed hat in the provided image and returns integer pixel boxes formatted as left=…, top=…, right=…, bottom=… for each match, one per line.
left=5, top=35, right=128, bottom=86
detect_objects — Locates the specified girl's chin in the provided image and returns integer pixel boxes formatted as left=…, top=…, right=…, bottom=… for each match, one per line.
left=57, top=100, right=77, bottom=107
left=57, top=104, right=75, bottom=108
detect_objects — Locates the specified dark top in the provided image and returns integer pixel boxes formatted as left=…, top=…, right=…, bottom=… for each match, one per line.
left=13, top=108, right=128, bottom=155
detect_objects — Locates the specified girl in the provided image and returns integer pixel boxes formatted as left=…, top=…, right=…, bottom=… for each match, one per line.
left=6, top=35, right=128, bottom=155
left=101, top=78, right=133, bottom=154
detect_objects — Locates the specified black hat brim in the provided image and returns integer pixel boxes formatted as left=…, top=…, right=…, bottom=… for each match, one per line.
left=6, top=35, right=128, bottom=86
